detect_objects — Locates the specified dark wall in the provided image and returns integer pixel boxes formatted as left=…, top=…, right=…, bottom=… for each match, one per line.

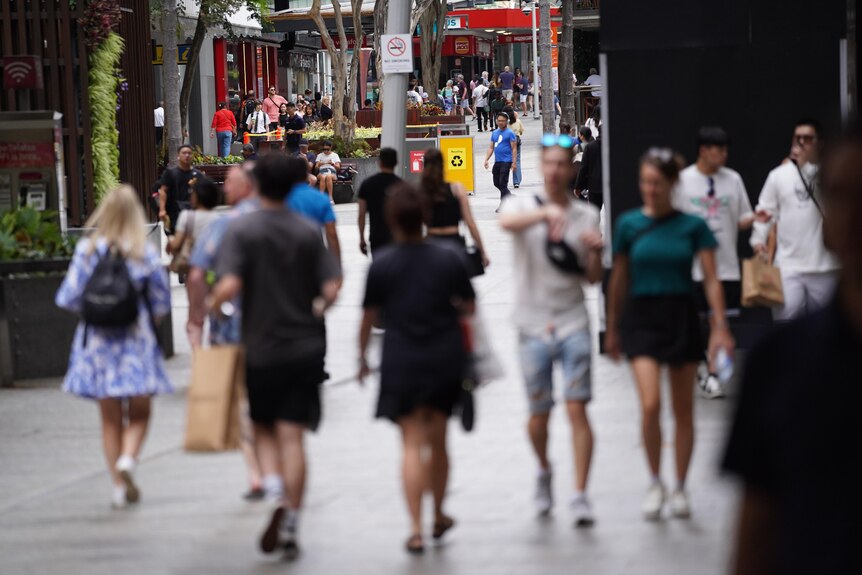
left=601, top=0, right=848, bottom=221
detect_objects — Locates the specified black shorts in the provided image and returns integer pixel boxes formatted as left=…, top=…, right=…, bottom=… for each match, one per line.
left=620, top=295, right=704, bottom=365
left=246, top=356, right=325, bottom=430
left=693, top=280, right=742, bottom=316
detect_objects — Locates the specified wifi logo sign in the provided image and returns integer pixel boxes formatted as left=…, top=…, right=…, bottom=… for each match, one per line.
left=2, top=56, right=43, bottom=90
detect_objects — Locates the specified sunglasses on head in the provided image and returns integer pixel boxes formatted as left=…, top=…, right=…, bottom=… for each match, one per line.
left=541, top=133, right=576, bottom=149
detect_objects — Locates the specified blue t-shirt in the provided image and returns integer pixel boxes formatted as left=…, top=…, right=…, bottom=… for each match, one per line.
left=491, top=128, right=517, bottom=163
left=612, top=209, right=717, bottom=297
left=286, top=183, right=336, bottom=227
left=500, top=71, right=514, bottom=90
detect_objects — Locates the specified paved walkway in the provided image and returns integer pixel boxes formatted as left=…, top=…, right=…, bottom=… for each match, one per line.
left=0, top=124, right=739, bottom=575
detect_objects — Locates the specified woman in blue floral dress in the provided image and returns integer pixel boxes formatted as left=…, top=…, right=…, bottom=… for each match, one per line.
left=56, top=185, right=172, bottom=509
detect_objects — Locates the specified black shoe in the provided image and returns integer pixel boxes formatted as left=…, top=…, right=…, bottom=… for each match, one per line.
left=282, top=540, right=300, bottom=561
left=260, top=507, right=285, bottom=554
left=514, top=184, right=520, bottom=188
left=243, top=487, right=265, bottom=501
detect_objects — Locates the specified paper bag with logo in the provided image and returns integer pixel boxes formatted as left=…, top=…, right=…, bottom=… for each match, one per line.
left=184, top=345, right=244, bottom=452
left=742, top=257, right=785, bottom=307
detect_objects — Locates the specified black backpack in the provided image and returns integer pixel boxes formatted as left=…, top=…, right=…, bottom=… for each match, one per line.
left=81, top=248, right=140, bottom=328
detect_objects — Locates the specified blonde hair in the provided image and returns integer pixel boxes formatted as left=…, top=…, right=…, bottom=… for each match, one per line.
left=84, top=184, right=148, bottom=259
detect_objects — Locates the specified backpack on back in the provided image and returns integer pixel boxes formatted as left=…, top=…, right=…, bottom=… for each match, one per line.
left=81, top=249, right=139, bottom=328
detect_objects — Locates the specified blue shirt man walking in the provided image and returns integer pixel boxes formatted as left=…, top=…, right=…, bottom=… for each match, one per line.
left=483, top=113, right=518, bottom=211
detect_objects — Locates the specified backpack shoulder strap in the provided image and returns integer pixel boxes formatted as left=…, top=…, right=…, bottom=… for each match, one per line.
left=793, top=162, right=824, bottom=217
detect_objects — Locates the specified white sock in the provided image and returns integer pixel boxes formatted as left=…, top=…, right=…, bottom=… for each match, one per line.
left=537, top=465, right=552, bottom=478
left=572, top=490, right=586, bottom=503
left=262, top=474, right=283, bottom=498
left=651, top=475, right=663, bottom=488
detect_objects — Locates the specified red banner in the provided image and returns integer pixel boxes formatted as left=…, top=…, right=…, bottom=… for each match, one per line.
left=0, top=142, right=55, bottom=168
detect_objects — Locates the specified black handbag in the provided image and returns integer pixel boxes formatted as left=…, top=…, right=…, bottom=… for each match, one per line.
left=465, top=246, right=485, bottom=278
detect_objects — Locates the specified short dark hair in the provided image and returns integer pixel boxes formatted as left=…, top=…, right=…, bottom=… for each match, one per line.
left=252, top=154, right=307, bottom=201
left=192, top=175, right=221, bottom=209
left=364, top=99, right=373, bottom=106
left=579, top=125, right=593, bottom=141
left=795, top=117, right=822, bottom=139
left=322, top=140, right=333, bottom=149
left=217, top=102, right=226, bottom=110
left=177, top=144, right=193, bottom=154
left=286, top=101, right=296, bottom=108
left=385, top=182, right=426, bottom=236
left=497, top=113, right=510, bottom=122
left=242, top=144, right=255, bottom=153
left=696, top=126, right=729, bottom=149
left=379, top=147, right=398, bottom=169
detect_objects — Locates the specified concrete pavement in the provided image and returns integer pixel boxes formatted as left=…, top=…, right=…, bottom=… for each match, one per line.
left=0, top=123, right=741, bottom=575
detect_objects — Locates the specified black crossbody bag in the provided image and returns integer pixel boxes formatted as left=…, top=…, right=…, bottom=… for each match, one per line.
left=792, top=160, right=824, bottom=217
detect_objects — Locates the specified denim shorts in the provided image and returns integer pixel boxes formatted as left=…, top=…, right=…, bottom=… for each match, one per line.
left=518, top=328, right=592, bottom=414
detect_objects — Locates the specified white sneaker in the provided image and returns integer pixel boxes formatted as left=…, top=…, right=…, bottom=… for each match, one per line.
left=115, top=455, right=139, bottom=504
left=642, top=483, right=666, bottom=521
left=670, top=490, right=691, bottom=519
left=570, top=496, right=595, bottom=528
left=534, top=471, right=553, bottom=516
left=111, top=486, right=128, bottom=509
left=698, top=374, right=726, bottom=399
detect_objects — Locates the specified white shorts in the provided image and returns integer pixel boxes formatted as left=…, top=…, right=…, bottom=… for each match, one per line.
left=519, top=94, right=528, bottom=103
left=773, top=270, right=838, bottom=321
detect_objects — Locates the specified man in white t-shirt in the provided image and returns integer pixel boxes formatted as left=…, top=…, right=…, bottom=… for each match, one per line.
left=472, top=82, right=490, bottom=132
left=154, top=101, right=165, bottom=146
left=500, top=136, right=603, bottom=528
left=675, top=126, right=754, bottom=399
left=584, top=68, right=602, bottom=97
left=751, top=118, right=840, bottom=321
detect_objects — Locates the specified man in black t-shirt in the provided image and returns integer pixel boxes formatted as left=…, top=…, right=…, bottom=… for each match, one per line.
left=282, top=102, right=306, bottom=154
left=722, top=128, right=862, bottom=575
left=357, top=148, right=401, bottom=255
left=158, top=144, right=200, bottom=235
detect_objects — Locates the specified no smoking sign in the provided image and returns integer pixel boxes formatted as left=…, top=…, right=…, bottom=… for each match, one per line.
left=381, top=33, right=413, bottom=74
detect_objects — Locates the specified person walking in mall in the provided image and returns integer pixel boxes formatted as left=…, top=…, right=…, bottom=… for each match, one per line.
left=574, top=123, right=603, bottom=209
left=422, top=148, right=490, bottom=272
left=500, top=65, right=515, bottom=101
left=281, top=101, right=307, bottom=154
left=246, top=101, right=268, bottom=150
left=499, top=133, right=604, bottom=527
left=210, top=102, right=237, bottom=158
left=357, top=147, right=401, bottom=257
left=158, top=144, right=201, bottom=235
left=511, top=111, right=525, bottom=189
left=358, top=182, right=476, bottom=555
left=473, top=80, right=490, bottom=132
left=262, top=86, right=288, bottom=131
left=483, top=113, right=518, bottom=211
left=750, top=118, right=839, bottom=321
left=674, top=127, right=754, bottom=399
left=154, top=100, right=164, bottom=147
left=604, top=148, right=734, bottom=521
left=55, top=185, right=172, bottom=510
left=209, top=154, right=341, bottom=561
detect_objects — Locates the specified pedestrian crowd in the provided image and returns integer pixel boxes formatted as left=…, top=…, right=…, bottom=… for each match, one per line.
left=64, top=100, right=859, bottom=574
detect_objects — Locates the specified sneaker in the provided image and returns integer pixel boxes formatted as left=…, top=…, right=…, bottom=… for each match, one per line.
left=514, top=184, right=520, bottom=188
left=670, top=490, right=691, bottom=519
left=280, top=509, right=300, bottom=561
left=698, top=374, right=726, bottom=399
left=642, top=483, right=666, bottom=521
left=243, top=487, right=266, bottom=501
left=571, top=496, right=595, bottom=528
left=534, top=470, right=553, bottom=516
left=111, top=486, right=128, bottom=510
left=115, top=455, right=139, bottom=504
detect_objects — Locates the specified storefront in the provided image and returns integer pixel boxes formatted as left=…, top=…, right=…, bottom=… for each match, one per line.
left=213, top=37, right=279, bottom=116
left=441, top=34, right=493, bottom=84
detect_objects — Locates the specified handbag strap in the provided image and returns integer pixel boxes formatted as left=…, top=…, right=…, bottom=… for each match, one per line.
left=628, top=210, right=682, bottom=253
left=793, top=161, right=824, bottom=217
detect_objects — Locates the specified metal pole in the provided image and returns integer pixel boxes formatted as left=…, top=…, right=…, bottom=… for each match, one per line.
left=381, top=0, right=410, bottom=178
left=531, top=4, right=540, bottom=120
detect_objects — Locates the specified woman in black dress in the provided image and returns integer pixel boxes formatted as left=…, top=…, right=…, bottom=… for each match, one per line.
left=359, top=183, right=476, bottom=555
left=319, top=95, right=333, bottom=122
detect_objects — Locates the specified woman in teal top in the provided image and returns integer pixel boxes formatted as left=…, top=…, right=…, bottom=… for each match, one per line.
left=605, top=148, right=734, bottom=522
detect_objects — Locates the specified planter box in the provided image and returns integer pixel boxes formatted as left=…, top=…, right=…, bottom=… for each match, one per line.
left=350, top=157, right=380, bottom=194
left=195, top=163, right=236, bottom=184
left=356, top=109, right=382, bottom=127
left=0, top=260, right=174, bottom=388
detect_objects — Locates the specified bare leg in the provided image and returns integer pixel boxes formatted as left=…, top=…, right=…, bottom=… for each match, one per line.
left=253, top=423, right=282, bottom=479
left=631, top=358, right=663, bottom=478
left=122, top=396, right=151, bottom=459
left=326, top=176, right=334, bottom=203
left=668, top=363, right=698, bottom=487
left=425, top=410, right=450, bottom=522
left=275, top=422, right=306, bottom=511
left=565, top=400, right=593, bottom=492
left=527, top=412, right=552, bottom=471
left=98, top=399, right=124, bottom=486
left=239, top=400, right=263, bottom=490
left=398, top=411, right=425, bottom=537
left=318, top=174, right=326, bottom=194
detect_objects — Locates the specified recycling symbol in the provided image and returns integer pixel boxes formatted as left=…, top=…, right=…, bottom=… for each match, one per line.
left=451, top=155, right=463, bottom=167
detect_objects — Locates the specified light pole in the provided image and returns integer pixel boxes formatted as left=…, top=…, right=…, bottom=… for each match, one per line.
left=522, top=1, right=540, bottom=120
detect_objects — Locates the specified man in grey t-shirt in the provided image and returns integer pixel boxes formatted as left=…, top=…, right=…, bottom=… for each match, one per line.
left=210, top=154, right=341, bottom=561
left=500, top=138, right=604, bottom=528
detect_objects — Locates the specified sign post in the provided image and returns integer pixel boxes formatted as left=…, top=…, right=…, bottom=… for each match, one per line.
left=380, top=0, right=412, bottom=178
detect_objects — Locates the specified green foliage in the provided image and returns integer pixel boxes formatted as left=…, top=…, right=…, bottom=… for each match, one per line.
left=0, top=209, right=76, bottom=261
left=329, top=136, right=372, bottom=159
left=88, top=32, right=125, bottom=204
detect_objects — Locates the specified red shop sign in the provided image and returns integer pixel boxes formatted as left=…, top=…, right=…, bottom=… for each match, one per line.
left=0, top=142, right=55, bottom=168
left=332, top=35, right=370, bottom=50
left=2, top=56, right=43, bottom=90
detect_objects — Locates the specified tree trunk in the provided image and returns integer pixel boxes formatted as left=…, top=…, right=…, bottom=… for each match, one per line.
left=311, top=0, right=348, bottom=144
left=419, top=0, right=446, bottom=100
left=341, top=0, right=364, bottom=143
left=179, top=4, right=209, bottom=138
left=162, top=0, right=182, bottom=167
left=374, top=0, right=387, bottom=101
left=539, top=0, right=555, bottom=134
left=559, top=0, right=576, bottom=130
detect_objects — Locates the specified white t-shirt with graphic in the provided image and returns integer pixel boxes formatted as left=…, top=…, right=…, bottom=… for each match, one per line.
left=674, top=165, right=753, bottom=281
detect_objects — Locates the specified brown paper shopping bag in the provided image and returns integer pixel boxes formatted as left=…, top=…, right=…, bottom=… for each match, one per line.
left=183, top=345, right=244, bottom=452
left=742, top=257, right=785, bottom=307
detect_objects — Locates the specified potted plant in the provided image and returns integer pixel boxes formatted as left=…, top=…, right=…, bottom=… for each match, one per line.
left=0, top=209, right=77, bottom=387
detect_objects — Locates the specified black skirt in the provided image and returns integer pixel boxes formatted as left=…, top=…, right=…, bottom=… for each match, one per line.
left=620, top=295, right=704, bottom=365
